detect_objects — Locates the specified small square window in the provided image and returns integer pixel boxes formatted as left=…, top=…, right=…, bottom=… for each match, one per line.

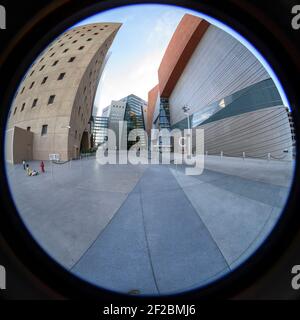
left=57, top=73, right=65, bottom=80
left=87, top=38, right=92, bottom=42
left=60, top=43, right=64, bottom=47
left=21, top=103, right=25, bottom=112
left=41, top=125, right=48, bottom=136
left=13, top=107, right=17, bottom=115
left=50, top=52, right=55, bottom=57
left=94, top=33, right=99, bottom=35
left=29, top=81, right=35, bottom=89
left=52, top=60, right=59, bottom=66
left=27, top=127, right=31, bottom=131
left=40, top=65, right=45, bottom=71
left=30, top=70, right=35, bottom=76
left=21, top=87, right=25, bottom=94
left=68, top=57, right=76, bottom=62
left=78, top=46, right=84, bottom=50
left=48, top=95, right=55, bottom=105
left=41, top=76, right=48, bottom=84
left=32, top=99, right=38, bottom=108
left=72, top=40, right=77, bottom=44
left=63, top=48, right=69, bottom=53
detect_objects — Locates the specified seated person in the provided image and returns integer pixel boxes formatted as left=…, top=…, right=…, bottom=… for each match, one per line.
left=26, top=164, right=39, bottom=176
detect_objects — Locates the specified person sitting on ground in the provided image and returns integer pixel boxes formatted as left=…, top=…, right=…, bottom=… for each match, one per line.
left=26, top=164, right=39, bottom=176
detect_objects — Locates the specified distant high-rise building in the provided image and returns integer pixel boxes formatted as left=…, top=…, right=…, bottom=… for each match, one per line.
left=91, top=116, right=109, bottom=147
left=105, top=94, right=148, bottom=150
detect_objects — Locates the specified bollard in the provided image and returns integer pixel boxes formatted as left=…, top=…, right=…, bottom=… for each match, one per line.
left=243, top=152, right=245, bottom=160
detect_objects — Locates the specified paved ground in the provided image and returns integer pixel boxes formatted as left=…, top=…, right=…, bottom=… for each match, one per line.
left=6, top=155, right=294, bottom=295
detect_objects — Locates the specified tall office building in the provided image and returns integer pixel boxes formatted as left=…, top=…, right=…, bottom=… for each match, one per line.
left=91, top=116, right=109, bottom=147
left=148, top=14, right=295, bottom=160
left=106, top=94, right=148, bottom=150
left=6, top=22, right=122, bottom=163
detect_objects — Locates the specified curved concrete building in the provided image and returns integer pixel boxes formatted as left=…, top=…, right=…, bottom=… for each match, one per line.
left=148, top=14, right=295, bottom=160
left=6, top=22, right=121, bottom=163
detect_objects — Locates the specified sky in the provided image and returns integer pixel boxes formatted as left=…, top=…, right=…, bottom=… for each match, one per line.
left=74, top=4, right=290, bottom=116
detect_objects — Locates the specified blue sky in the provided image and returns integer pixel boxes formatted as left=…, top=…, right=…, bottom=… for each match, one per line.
left=75, top=4, right=290, bottom=115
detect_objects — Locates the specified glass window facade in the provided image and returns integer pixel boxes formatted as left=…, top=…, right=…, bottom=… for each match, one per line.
left=171, top=78, right=283, bottom=129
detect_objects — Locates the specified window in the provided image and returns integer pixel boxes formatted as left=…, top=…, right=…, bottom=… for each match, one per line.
left=32, top=99, right=38, bottom=108
left=57, top=73, right=65, bottom=80
left=29, top=82, right=35, bottom=89
left=41, top=125, right=48, bottom=136
left=80, top=34, right=85, bottom=37
left=63, top=48, right=69, bottom=53
left=40, top=65, right=45, bottom=71
left=50, top=52, right=55, bottom=57
left=78, top=46, right=84, bottom=50
left=21, top=87, right=25, bottom=94
left=13, top=107, right=17, bottom=115
left=68, top=57, right=76, bottom=62
left=59, top=43, right=64, bottom=47
left=30, top=70, right=34, bottom=76
left=94, top=33, right=99, bottom=35
left=27, top=127, right=31, bottom=131
left=48, top=95, right=55, bottom=105
left=21, top=103, right=25, bottom=112
left=72, top=40, right=77, bottom=44
left=41, top=76, right=48, bottom=84
left=52, top=60, right=58, bottom=66
left=40, top=57, right=44, bottom=63
left=75, top=130, right=77, bottom=139
left=87, top=38, right=92, bottom=41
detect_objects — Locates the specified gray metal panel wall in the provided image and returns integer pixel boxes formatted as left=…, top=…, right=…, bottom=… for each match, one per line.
left=169, top=25, right=270, bottom=125
left=195, top=106, right=294, bottom=160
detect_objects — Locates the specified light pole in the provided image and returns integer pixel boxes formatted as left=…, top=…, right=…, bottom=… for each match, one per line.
left=182, top=105, right=191, bottom=131
left=182, top=105, right=191, bottom=157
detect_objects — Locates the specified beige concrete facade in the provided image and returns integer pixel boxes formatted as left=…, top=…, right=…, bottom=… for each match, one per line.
left=6, top=22, right=121, bottom=163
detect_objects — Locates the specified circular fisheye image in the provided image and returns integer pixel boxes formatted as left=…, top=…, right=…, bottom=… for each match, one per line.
left=4, top=4, right=296, bottom=295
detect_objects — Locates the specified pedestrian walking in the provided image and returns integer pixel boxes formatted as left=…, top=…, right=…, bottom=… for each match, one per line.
left=22, top=160, right=26, bottom=170
left=40, top=161, right=45, bottom=173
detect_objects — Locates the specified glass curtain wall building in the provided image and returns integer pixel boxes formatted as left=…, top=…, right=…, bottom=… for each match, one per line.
left=106, top=94, right=147, bottom=150
left=91, top=116, right=109, bottom=147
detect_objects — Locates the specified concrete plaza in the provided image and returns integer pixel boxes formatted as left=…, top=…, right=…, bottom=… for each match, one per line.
left=6, top=155, right=294, bottom=295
